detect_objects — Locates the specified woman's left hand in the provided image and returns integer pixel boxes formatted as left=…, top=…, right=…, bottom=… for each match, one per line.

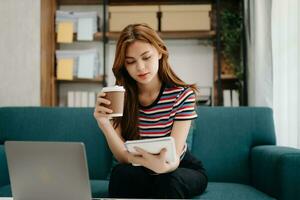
left=127, top=147, right=180, bottom=174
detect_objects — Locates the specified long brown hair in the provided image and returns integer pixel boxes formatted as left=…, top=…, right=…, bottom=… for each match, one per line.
left=112, top=23, right=198, bottom=140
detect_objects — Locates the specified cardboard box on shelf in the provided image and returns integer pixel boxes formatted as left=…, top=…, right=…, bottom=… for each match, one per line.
left=109, top=5, right=159, bottom=31
left=160, top=5, right=212, bottom=31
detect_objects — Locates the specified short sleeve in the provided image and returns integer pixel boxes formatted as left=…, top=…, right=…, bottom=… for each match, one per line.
left=174, top=87, right=198, bottom=120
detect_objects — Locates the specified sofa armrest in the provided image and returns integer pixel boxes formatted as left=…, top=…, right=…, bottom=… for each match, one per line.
left=0, top=144, right=10, bottom=187
left=251, top=145, right=300, bottom=200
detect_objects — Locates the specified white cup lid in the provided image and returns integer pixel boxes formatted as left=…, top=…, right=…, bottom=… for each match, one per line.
left=101, top=85, right=125, bottom=92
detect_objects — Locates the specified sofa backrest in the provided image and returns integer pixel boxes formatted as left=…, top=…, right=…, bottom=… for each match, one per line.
left=0, top=106, right=276, bottom=186
left=0, top=107, right=112, bottom=185
left=191, top=107, right=276, bottom=184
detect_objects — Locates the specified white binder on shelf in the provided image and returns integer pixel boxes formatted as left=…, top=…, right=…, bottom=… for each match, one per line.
left=74, top=91, right=82, bottom=107
left=75, top=12, right=98, bottom=41
left=77, top=18, right=94, bottom=41
left=67, top=91, right=75, bottom=107
left=77, top=49, right=98, bottom=79
left=232, top=90, right=239, bottom=107
left=88, top=92, right=96, bottom=107
left=223, top=90, right=231, bottom=107
left=81, top=92, right=88, bottom=107
left=78, top=53, right=95, bottom=79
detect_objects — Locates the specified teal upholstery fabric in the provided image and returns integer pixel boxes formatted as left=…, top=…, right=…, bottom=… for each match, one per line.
left=0, top=107, right=113, bottom=180
left=0, top=145, right=9, bottom=186
left=1, top=106, right=299, bottom=199
left=90, top=180, right=109, bottom=198
left=194, top=182, right=275, bottom=200
left=186, top=119, right=196, bottom=150
left=0, top=185, right=11, bottom=197
left=191, top=107, right=275, bottom=184
left=251, top=145, right=300, bottom=200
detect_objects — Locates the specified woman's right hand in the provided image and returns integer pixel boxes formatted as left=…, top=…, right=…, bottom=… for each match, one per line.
left=93, top=92, right=113, bottom=127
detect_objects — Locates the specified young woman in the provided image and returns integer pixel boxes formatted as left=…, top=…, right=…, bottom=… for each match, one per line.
left=94, top=23, right=207, bottom=199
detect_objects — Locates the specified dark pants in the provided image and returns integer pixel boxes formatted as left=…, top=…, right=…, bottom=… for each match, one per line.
left=108, top=150, right=208, bottom=199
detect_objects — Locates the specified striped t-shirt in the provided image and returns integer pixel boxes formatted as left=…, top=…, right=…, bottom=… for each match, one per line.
left=138, top=83, right=198, bottom=138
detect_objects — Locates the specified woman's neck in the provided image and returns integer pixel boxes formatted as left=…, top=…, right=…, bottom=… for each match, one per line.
left=137, top=76, right=162, bottom=96
left=137, top=76, right=162, bottom=107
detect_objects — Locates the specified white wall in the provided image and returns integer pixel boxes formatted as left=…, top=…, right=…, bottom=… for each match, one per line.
left=0, top=0, right=41, bottom=106
left=166, top=40, right=213, bottom=89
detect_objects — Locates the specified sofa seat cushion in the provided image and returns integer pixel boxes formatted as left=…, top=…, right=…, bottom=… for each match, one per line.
left=1, top=182, right=276, bottom=199
left=193, top=182, right=276, bottom=200
left=0, top=185, right=12, bottom=197
left=90, top=180, right=109, bottom=198
left=0, top=180, right=109, bottom=198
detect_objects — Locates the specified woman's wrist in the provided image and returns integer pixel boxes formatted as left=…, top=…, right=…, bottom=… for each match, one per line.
left=97, top=119, right=113, bottom=132
left=98, top=117, right=111, bottom=125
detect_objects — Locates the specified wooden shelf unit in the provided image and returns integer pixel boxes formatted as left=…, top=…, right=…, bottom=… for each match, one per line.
left=54, top=32, right=104, bottom=41
left=107, top=30, right=216, bottom=40
left=41, top=0, right=105, bottom=106
left=56, top=77, right=104, bottom=83
left=108, top=0, right=213, bottom=5
left=59, top=30, right=216, bottom=42
left=41, top=0, right=222, bottom=106
left=59, top=0, right=102, bottom=5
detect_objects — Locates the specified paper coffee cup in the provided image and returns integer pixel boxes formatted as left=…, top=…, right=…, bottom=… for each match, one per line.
left=101, top=86, right=125, bottom=118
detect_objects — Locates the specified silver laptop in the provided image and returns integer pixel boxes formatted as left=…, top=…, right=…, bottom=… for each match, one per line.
left=5, top=141, right=93, bottom=200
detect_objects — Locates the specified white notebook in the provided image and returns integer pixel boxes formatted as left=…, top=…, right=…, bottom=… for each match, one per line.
left=125, top=137, right=177, bottom=166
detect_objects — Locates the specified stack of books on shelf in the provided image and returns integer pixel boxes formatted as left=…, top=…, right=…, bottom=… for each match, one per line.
left=223, top=90, right=239, bottom=107
left=56, top=49, right=101, bottom=80
left=67, top=91, right=96, bottom=107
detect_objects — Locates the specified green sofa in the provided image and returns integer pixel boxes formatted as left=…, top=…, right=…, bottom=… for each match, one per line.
left=0, top=107, right=299, bottom=200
